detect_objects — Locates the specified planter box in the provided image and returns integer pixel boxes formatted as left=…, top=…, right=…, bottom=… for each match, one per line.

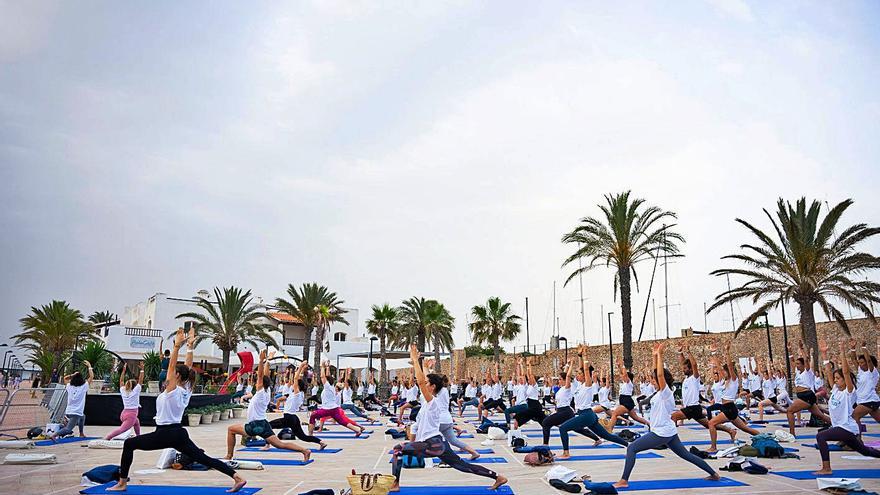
left=220, top=410, right=229, bottom=420
left=212, top=411, right=220, bottom=422
left=232, top=408, right=245, bottom=419
left=201, top=414, right=213, bottom=424
left=147, top=381, right=160, bottom=394
left=89, top=380, right=105, bottom=394
left=187, top=414, right=202, bottom=426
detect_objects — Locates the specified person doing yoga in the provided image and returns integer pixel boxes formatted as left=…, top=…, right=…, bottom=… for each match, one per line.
left=503, top=359, right=529, bottom=427
left=308, top=361, right=366, bottom=437
left=558, top=346, right=629, bottom=459
left=49, top=361, right=93, bottom=441
left=510, top=357, right=545, bottom=429
left=541, top=354, right=601, bottom=449
left=105, top=362, right=144, bottom=440
left=607, top=354, right=650, bottom=429
left=706, top=340, right=760, bottom=453
left=848, top=341, right=880, bottom=429
left=813, top=339, right=880, bottom=475
left=671, top=344, right=737, bottom=442
left=267, top=361, right=327, bottom=450
left=613, top=341, right=720, bottom=489
left=786, top=340, right=831, bottom=435
left=389, top=344, right=507, bottom=492
left=109, top=328, right=247, bottom=493
left=756, top=356, right=787, bottom=422
left=340, top=368, right=377, bottom=423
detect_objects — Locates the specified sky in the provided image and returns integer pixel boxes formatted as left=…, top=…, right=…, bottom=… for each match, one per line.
left=2, top=1, right=879, bottom=363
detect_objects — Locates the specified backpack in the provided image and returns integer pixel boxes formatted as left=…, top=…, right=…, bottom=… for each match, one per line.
left=26, top=427, right=43, bottom=439
left=524, top=446, right=555, bottom=466
left=278, top=428, right=294, bottom=440
left=402, top=454, right=425, bottom=468
left=751, top=434, right=784, bottom=458
left=618, top=429, right=640, bottom=442
left=82, top=465, right=120, bottom=484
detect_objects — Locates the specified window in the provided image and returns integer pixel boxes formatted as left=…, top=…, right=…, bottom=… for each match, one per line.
left=333, top=332, right=346, bottom=342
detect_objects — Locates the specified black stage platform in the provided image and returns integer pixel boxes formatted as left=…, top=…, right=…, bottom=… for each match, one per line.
left=84, top=393, right=232, bottom=426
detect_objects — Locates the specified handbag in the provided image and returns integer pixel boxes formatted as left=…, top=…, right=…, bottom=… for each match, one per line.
left=346, top=469, right=396, bottom=495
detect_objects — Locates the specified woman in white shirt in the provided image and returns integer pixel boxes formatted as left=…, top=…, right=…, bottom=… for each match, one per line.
left=225, top=349, right=311, bottom=461
left=104, top=362, right=144, bottom=440
left=268, top=362, right=327, bottom=450
left=850, top=341, right=880, bottom=428
left=510, top=358, right=546, bottom=429
left=109, top=329, right=246, bottom=493
left=593, top=368, right=613, bottom=416
left=786, top=341, right=831, bottom=435
left=671, top=345, right=736, bottom=441
left=756, top=357, right=787, bottom=421
left=613, top=342, right=719, bottom=489
left=813, top=339, right=880, bottom=475
left=705, top=341, right=760, bottom=452
left=340, top=368, right=376, bottom=423
left=607, top=355, right=650, bottom=429
left=389, top=345, right=507, bottom=492
left=49, top=360, right=94, bottom=441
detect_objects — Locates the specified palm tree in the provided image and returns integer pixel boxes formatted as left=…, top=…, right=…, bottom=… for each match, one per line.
left=425, top=301, right=455, bottom=373
left=16, top=300, right=94, bottom=373
left=708, top=198, right=880, bottom=365
left=88, top=310, right=117, bottom=327
left=366, top=304, right=401, bottom=385
left=274, top=283, right=346, bottom=366
left=28, top=349, right=67, bottom=382
left=176, top=286, right=278, bottom=373
left=561, top=191, right=683, bottom=368
left=311, top=302, right=349, bottom=370
left=397, top=297, right=432, bottom=363
left=469, top=297, right=522, bottom=363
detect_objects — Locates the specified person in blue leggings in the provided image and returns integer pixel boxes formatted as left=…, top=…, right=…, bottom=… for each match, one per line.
left=614, top=341, right=719, bottom=489
left=558, top=347, right=629, bottom=458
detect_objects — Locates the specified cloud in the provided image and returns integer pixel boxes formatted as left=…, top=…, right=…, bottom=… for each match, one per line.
left=0, top=1, right=58, bottom=61
left=706, top=0, right=754, bottom=22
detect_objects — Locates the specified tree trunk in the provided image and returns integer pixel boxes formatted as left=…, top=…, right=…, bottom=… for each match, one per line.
left=798, top=299, right=820, bottom=369
left=379, top=330, right=388, bottom=386
left=301, top=326, right=313, bottom=364
left=433, top=334, right=441, bottom=373
left=493, top=337, right=500, bottom=364
left=222, top=349, right=230, bottom=375
left=619, top=267, right=634, bottom=369
left=417, top=326, right=426, bottom=365
left=312, top=324, right=325, bottom=371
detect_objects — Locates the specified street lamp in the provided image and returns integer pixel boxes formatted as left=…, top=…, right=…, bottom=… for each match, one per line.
left=760, top=312, right=773, bottom=361
left=558, top=336, right=568, bottom=364
left=2, top=350, right=11, bottom=370
left=607, top=312, right=615, bottom=394
left=368, top=336, right=378, bottom=375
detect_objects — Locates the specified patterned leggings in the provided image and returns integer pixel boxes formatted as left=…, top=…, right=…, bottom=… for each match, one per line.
left=391, top=435, right=497, bottom=482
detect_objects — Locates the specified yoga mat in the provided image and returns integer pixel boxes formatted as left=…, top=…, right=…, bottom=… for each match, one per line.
left=36, top=436, right=98, bottom=446
left=773, top=469, right=880, bottom=480
left=81, top=483, right=261, bottom=495
left=387, top=449, right=495, bottom=454
left=395, top=486, right=513, bottom=495
left=234, top=458, right=313, bottom=466
left=389, top=457, right=508, bottom=464
left=586, top=477, right=747, bottom=491
left=801, top=443, right=847, bottom=451
left=556, top=452, right=662, bottom=462
left=239, top=447, right=342, bottom=453
left=537, top=444, right=624, bottom=450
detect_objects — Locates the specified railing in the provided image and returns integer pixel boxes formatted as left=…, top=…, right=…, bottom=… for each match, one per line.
left=0, top=386, right=67, bottom=440
left=283, top=338, right=313, bottom=347
left=124, top=327, right=163, bottom=338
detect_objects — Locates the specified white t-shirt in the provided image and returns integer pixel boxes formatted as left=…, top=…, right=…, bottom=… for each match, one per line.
left=284, top=391, right=304, bottom=414
left=619, top=380, right=634, bottom=396
left=513, top=384, right=527, bottom=403
left=598, top=386, right=612, bottom=408
left=721, top=378, right=739, bottom=401
left=438, top=388, right=453, bottom=424
left=247, top=387, right=270, bottom=422
left=711, top=380, right=725, bottom=402
left=320, top=384, right=339, bottom=409
left=640, top=382, right=655, bottom=397
left=342, top=387, right=354, bottom=405
left=449, top=383, right=458, bottom=394
left=235, top=383, right=244, bottom=393
left=681, top=375, right=701, bottom=407
left=120, top=384, right=142, bottom=410
left=748, top=373, right=762, bottom=393
left=829, top=387, right=859, bottom=435
left=310, top=385, right=319, bottom=396
left=761, top=377, right=776, bottom=398
left=155, top=386, right=189, bottom=425
left=391, top=385, right=400, bottom=395
left=649, top=386, right=678, bottom=438
left=356, top=384, right=365, bottom=396
left=368, top=383, right=376, bottom=395
left=856, top=367, right=880, bottom=403
left=572, top=379, right=583, bottom=394
left=465, top=384, right=476, bottom=398
left=481, top=383, right=493, bottom=400
left=556, top=385, right=573, bottom=408
left=525, top=384, right=539, bottom=400
left=492, top=382, right=503, bottom=399
left=65, top=383, right=89, bottom=416
left=414, top=396, right=443, bottom=442
left=574, top=383, right=597, bottom=411
left=795, top=369, right=815, bottom=389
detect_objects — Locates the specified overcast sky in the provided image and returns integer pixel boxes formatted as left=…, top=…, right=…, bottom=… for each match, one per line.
left=2, top=1, right=879, bottom=360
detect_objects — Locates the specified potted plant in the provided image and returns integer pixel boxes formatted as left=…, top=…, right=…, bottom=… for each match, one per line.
left=211, top=406, right=221, bottom=422
left=201, top=407, right=213, bottom=424
left=78, top=341, right=112, bottom=393
left=232, top=404, right=245, bottom=418
left=220, top=405, right=230, bottom=420
left=142, top=350, right=162, bottom=393
left=186, top=408, right=202, bottom=427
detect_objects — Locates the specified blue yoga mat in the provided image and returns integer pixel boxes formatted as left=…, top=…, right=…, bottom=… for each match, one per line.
left=387, top=448, right=495, bottom=454
left=774, top=469, right=880, bottom=480
left=557, top=452, right=662, bottom=462
left=81, top=483, right=261, bottom=495
left=239, top=447, right=342, bottom=453
left=801, top=443, right=846, bottom=451
left=538, top=444, right=624, bottom=450
left=36, top=436, right=98, bottom=446
left=235, top=458, right=313, bottom=466
left=389, top=457, right=508, bottom=464
left=586, top=476, right=747, bottom=491
left=395, top=486, right=513, bottom=495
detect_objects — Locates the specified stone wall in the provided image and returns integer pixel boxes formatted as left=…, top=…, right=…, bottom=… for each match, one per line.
left=437, top=317, right=878, bottom=386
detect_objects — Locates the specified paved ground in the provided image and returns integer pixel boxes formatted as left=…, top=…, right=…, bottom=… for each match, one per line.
left=0, top=410, right=878, bottom=495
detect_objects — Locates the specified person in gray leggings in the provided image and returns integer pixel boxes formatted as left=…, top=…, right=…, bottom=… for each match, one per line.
left=614, top=342, right=719, bottom=489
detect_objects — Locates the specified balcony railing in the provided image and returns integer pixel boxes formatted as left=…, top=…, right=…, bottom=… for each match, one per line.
left=283, top=338, right=313, bottom=347
left=124, top=327, right=163, bottom=338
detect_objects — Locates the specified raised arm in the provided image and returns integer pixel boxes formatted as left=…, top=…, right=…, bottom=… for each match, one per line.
left=409, top=344, right=433, bottom=402
left=819, top=339, right=832, bottom=389
left=120, top=364, right=128, bottom=388
left=655, top=342, right=667, bottom=390
left=685, top=344, right=699, bottom=379
left=526, top=357, right=537, bottom=385
left=137, top=362, right=145, bottom=386
left=617, top=354, right=630, bottom=382
left=582, top=352, right=593, bottom=387
left=185, top=328, right=196, bottom=368
left=840, top=341, right=855, bottom=393
left=860, top=340, right=876, bottom=372
left=725, top=341, right=737, bottom=380
left=255, top=349, right=267, bottom=391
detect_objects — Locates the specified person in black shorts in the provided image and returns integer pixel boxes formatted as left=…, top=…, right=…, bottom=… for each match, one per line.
left=671, top=345, right=736, bottom=441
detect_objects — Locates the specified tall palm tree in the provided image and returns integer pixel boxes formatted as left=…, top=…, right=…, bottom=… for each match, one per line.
left=561, top=191, right=683, bottom=368
left=366, top=304, right=401, bottom=385
left=275, top=283, right=346, bottom=366
left=398, top=297, right=432, bottom=362
left=425, top=301, right=455, bottom=373
left=16, top=300, right=94, bottom=373
left=469, top=297, right=522, bottom=363
left=88, top=310, right=117, bottom=327
left=311, top=302, right=349, bottom=370
left=176, top=286, right=278, bottom=373
left=708, top=198, right=880, bottom=365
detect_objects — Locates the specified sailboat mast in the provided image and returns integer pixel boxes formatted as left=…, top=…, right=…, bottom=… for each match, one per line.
left=663, top=225, right=670, bottom=340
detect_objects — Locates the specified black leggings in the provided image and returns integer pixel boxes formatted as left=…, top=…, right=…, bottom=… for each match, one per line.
left=269, top=413, right=322, bottom=444
left=119, top=424, right=236, bottom=479
left=513, top=399, right=545, bottom=427
left=483, top=398, right=505, bottom=411
left=391, top=435, right=497, bottom=483
left=541, top=406, right=598, bottom=444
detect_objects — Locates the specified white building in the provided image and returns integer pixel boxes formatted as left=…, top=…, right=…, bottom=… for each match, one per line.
left=104, top=291, right=370, bottom=371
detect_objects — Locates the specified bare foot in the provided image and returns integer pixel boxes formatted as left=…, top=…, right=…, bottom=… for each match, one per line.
left=490, top=475, right=508, bottom=490
left=302, top=450, right=311, bottom=462
left=227, top=475, right=247, bottom=493
left=813, top=469, right=833, bottom=475
left=729, top=430, right=737, bottom=443
left=107, top=480, right=128, bottom=492
left=593, top=439, right=604, bottom=447
left=319, top=441, right=327, bottom=450
left=705, top=473, right=720, bottom=481
left=260, top=444, right=270, bottom=451
left=470, top=452, right=481, bottom=461
left=612, top=480, right=629, bottom=489
left=557, top=452, right=571, bottom=460
left=223, top=455, right=233, bottom=461
left=389, top=482, right=400, bottom=492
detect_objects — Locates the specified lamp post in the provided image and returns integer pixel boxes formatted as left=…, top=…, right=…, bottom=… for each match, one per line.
left=559, top=337, right=568, bottom=364
left=2, top=349, right=11, bottom=371
left=607, top=312, right=615, bottom=394
left=780, top=298, right=793, bottom=396
left=761, top=312, right=773, bottom=361
left=368, top=336, right=378, bottom=375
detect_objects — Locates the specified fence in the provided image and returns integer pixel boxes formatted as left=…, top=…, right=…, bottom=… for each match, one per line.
left=0, top=386, right=68, bottom=440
